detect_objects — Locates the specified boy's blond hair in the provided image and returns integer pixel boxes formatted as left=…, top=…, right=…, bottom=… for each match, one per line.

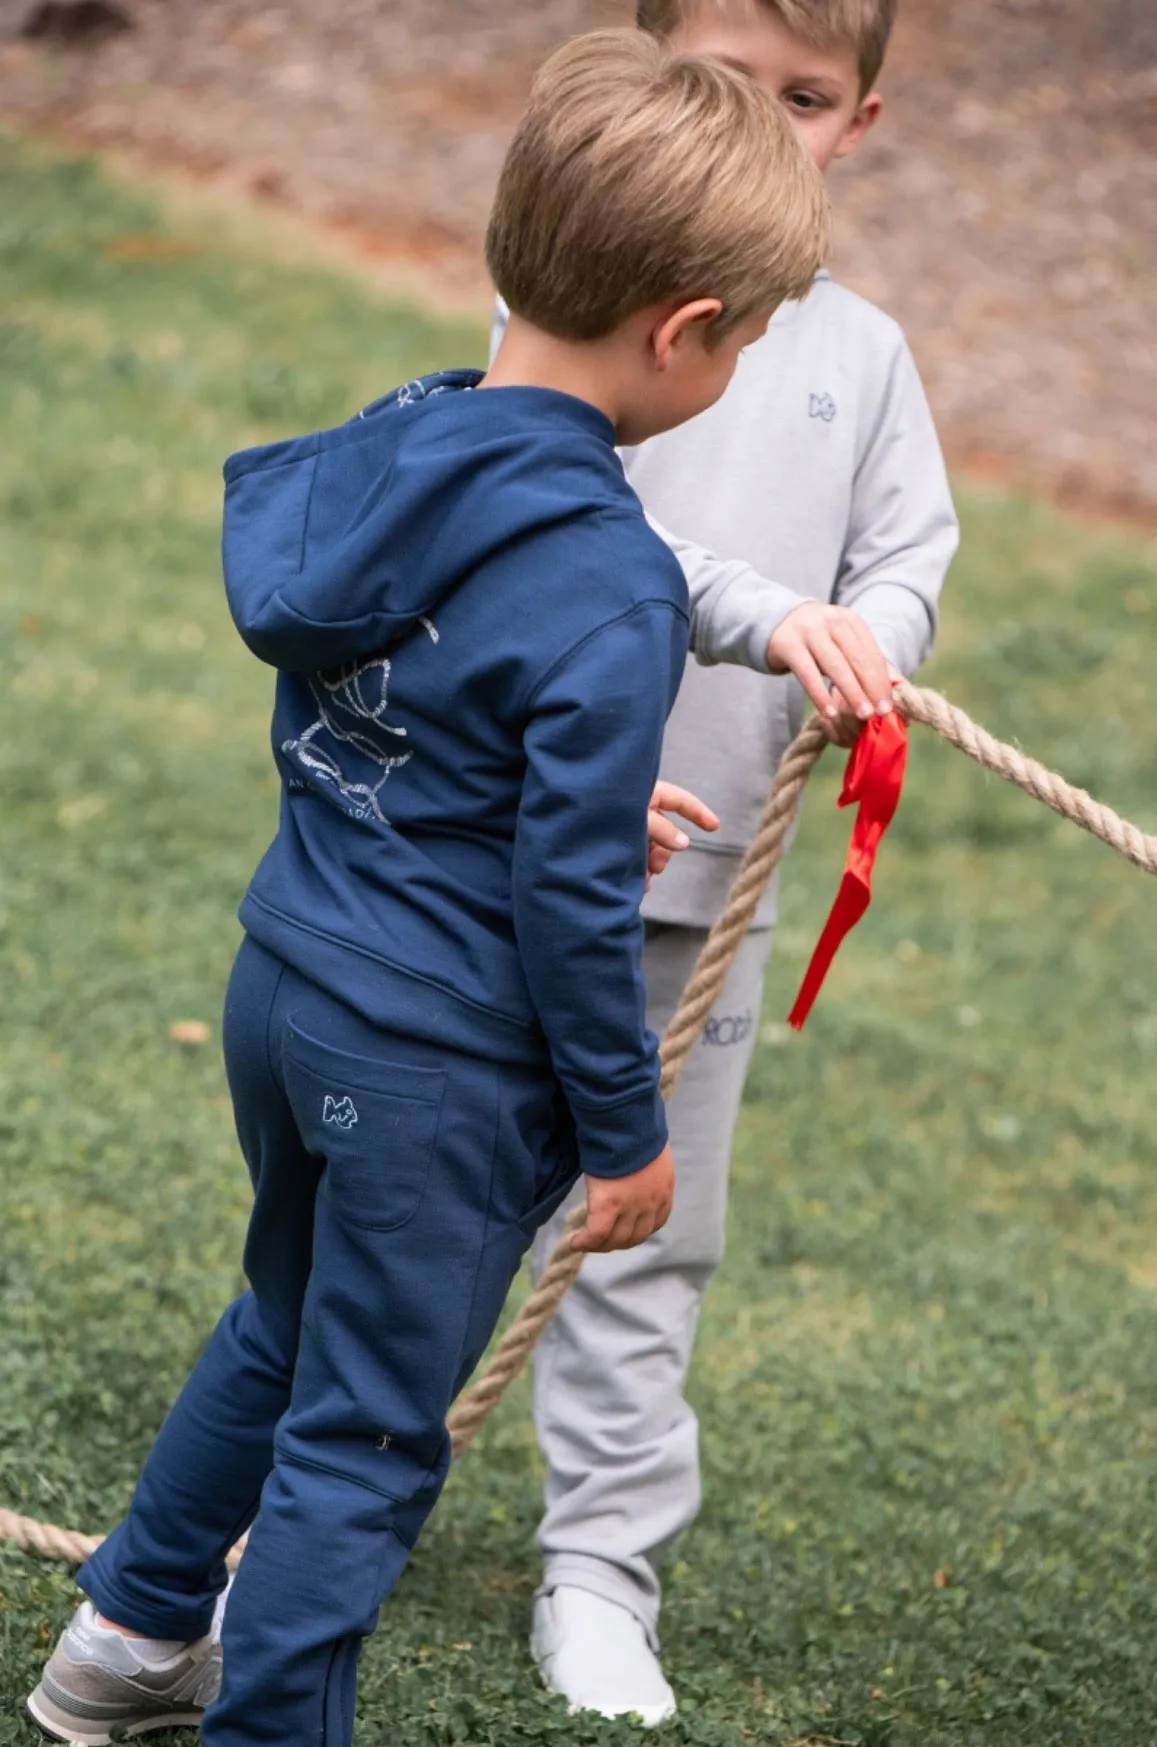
left=486, top=29, right=829, bottom=345
left=637, top=0, right=897, bottom=97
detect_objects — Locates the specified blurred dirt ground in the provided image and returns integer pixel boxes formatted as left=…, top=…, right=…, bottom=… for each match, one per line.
left=2, top=0, right=1156, bottom=520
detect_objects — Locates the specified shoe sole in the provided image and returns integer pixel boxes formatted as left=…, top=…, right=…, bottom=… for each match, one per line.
left=27, top=1684, right=205, bottom=1746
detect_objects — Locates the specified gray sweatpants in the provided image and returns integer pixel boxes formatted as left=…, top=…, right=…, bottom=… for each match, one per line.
left=531, top=921, right=773, bottom=1648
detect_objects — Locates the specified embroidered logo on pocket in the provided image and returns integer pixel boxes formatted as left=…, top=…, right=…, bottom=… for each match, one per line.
left=322, top=1094, right=359, bottom=1130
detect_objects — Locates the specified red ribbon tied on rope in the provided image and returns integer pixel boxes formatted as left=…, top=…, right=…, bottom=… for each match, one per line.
left=788, top=708, right=908, bottom=1030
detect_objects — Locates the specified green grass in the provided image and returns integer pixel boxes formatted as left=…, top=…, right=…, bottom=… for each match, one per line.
left=3, top=129, right=1157, bottom=1746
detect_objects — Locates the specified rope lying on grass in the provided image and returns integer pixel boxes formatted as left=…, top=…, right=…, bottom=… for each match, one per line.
left=3, top=681, right=1155, bottom=1567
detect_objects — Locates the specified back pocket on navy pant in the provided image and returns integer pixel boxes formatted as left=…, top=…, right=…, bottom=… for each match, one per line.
left=283, top=1019, right=445, bottom=1232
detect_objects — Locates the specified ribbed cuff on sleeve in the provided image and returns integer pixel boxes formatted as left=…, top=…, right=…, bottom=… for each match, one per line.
left=570, top=1082, right=669, bottom=1180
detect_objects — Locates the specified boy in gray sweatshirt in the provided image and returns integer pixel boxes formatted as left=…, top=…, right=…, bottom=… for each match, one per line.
left=518, top=0, right=960, bottom=1723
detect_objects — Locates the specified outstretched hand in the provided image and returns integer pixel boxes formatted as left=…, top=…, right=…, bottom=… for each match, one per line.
left=767, top=602, right=895, bottom=746
left=647, top=781, right=719, bottom=887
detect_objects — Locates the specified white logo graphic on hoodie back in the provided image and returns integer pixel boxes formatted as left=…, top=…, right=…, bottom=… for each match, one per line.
left=282, top=618, right=438, bottom=824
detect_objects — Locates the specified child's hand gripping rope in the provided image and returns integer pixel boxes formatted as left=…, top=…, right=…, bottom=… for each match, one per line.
left=767, top=600, right=896, bottom=745
left=571, top=1143, right=676, bottom=1254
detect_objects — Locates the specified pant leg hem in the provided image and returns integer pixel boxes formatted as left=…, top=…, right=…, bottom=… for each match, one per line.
left=538, top=1556, right=661, bottom=1652
left=78, top=1561, right=214, bottom=1645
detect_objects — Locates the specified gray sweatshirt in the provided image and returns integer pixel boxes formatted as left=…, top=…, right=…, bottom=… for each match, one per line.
left=490, top=274, right=958, bottom=926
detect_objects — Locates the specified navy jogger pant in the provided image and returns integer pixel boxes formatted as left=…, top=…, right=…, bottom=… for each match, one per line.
left=79, top=937, right=579, bottom=1747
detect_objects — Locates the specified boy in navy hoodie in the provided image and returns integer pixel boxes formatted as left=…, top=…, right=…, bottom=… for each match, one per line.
left=29, top=30, right=829, bottom=1747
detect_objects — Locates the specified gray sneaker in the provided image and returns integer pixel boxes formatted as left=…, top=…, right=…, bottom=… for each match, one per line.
left=27, top=1602, right=222, bottom=1745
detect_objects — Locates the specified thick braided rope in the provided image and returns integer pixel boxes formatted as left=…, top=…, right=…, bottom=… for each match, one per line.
left=0, top=1509, right=247, bottom=1574
left=5, top=686, right=1156, bottom=1561
left=447, top=712, right=831, bottom=1455
left=0, top=1510, right=102, bottom=1567
left=896, top=682, right=1157, bottom=872
left=440, top=683, right=1157, bottom=1452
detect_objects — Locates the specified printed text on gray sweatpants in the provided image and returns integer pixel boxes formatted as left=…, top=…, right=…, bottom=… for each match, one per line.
left=531, top=922, right=773, bottom=1646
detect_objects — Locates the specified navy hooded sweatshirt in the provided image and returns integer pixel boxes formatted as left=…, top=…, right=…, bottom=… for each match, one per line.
left=223, top=370, right=689, bottom=1180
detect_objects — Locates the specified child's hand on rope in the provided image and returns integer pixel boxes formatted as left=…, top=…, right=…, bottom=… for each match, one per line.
left=826, top=664, right=906, bottom=748
left=647, top=782, right=719, bottom=887
left=572, top=1143, right=675, bottom=1253
left=767, top=602, right=895, bottom=746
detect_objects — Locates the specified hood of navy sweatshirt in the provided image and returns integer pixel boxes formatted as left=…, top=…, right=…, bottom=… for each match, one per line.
left=225, top=368, right=620, bottom=674
left=223, top=370, right=690, bottom=1177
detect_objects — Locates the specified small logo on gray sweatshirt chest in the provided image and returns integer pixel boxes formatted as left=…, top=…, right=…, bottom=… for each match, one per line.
left=809, top=392, right=837, bottom=423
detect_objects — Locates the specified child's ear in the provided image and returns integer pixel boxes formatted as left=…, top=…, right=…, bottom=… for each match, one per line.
left=831, top=90, right=883, bottom=162
left=652, top=298, right=724, bottom=371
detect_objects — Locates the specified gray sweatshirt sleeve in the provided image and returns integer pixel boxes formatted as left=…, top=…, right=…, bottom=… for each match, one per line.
left=658, top=338, right=958, bottom=678
left=647, top=517, right=809, bottom=675
left=833, top=338, right=958, bottom=676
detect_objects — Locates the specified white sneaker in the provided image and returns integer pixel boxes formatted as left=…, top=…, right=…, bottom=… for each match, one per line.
left=531, top=1586, right=677, bottom=1725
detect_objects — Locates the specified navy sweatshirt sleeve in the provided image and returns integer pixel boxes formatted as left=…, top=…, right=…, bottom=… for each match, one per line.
left=512, top=599, right=688, bottom=1179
